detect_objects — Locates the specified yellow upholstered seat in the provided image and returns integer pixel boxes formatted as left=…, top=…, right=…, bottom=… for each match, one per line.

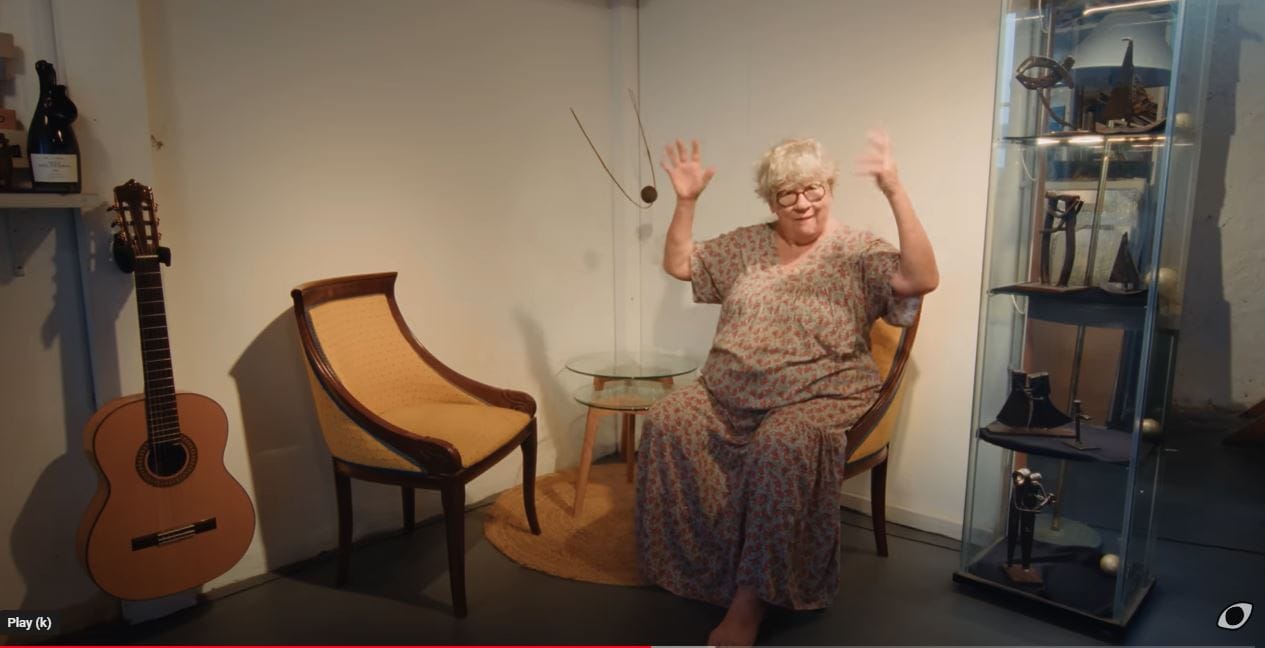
left=292, top=272, right=540, bottom=617
left=379, top=403, right=531, bottom=468
left=841, top=311, right=921, bottom=557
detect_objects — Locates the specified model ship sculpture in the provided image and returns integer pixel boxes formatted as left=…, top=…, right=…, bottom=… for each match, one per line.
left=1083, top=38, right=1163, bottom=134
left=1103, top=232, right=1145, bottom=295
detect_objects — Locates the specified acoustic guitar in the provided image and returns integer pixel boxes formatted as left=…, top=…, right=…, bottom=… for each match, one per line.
left=76, top=179, right=255, bottom=600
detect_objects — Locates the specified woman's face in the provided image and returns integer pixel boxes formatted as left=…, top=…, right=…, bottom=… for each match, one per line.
left=771, top=179, right=833, bottom=243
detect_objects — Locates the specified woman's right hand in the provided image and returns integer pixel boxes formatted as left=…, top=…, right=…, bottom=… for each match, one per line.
left=661, top=138, right=716, bottom=201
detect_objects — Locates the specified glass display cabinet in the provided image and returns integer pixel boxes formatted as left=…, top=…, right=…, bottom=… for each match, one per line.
left=953, top=0, right=1213, bottom=633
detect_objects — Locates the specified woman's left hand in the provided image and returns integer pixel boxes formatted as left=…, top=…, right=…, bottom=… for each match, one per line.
left=854, top=128, right=902, bottom=197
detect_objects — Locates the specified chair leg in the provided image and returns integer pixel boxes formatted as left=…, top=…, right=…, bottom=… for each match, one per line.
left=521, top=424, right=541, bottom=535
left=334, top=467, right=352, bottom=586
left=402, top=486, right=415, bottom=533
left=441, top=482, right=468, bottom=618
left=871, top=457, right=889, bottom=557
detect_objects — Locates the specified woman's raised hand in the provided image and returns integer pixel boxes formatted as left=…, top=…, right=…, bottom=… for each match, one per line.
left=854, top=128, right=902, bottom=197
left=661, top=138, right=716, bottom=202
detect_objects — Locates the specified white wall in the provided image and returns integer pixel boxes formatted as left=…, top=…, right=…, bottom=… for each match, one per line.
left=1172, top=0, right=1265, bottom=410
left=1, top=0, right=159, bottom=628
left=4, top=0, right=1257, bottom=632
left=636, top=0, right=1001, bottom=538
left=1, top=0, right=634, bottom=627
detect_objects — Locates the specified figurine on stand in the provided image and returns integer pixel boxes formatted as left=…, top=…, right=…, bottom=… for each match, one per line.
left=1005, top=467, right=1057, bottom=584
left=1063, top=399, right=1099, bottom=451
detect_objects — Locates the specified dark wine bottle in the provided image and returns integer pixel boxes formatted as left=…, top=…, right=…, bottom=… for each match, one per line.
left=27, top=60, right=80, bottom=193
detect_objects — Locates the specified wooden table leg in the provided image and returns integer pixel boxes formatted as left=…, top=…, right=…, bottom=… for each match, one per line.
left=574, top=407, right=601, bottom=517
left=623, top=413, right=636, bottom=483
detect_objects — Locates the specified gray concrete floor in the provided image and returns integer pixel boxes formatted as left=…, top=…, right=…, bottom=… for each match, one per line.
left=48, top=411, right=1265, bottom=645
left=54, top=504, right=1264, bottom=646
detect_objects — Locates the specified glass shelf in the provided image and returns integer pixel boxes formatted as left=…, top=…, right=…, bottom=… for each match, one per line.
left=999, top=132, right=1191, bottom=147
left=976, top=423, right=1158, bottom=466
left=572, top=379, right=672, bottom=412
left=989, top=285, right=1146, bottom=329
left=565, top=352, right=697, bottom=381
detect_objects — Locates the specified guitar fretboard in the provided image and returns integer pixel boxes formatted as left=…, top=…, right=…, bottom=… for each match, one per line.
left=134, top=258, right=180, bottom=443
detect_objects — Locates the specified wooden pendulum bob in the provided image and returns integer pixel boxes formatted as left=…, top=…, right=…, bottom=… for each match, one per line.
left=990, top=370, right=1075, bottom=437
left=1063, top=400, right=1099, bottom=452
left=1005, top=468, right=1056, bottom=584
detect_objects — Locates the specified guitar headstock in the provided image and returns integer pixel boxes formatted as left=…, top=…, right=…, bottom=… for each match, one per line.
left=109, top=179, right=170, bottom=272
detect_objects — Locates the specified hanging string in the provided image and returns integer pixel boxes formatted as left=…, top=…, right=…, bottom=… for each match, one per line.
left=570, top=89, right=659, bottom=209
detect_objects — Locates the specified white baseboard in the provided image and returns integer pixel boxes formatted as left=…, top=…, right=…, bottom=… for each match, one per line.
left=838, top=493, right=962, bottom=542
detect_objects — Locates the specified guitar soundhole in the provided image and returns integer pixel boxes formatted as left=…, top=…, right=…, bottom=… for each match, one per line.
left=135, top=436, right=199, bottom=487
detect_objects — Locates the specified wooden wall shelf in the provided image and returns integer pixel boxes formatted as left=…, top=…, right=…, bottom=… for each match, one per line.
left=0, top=193, right=101, bottom=210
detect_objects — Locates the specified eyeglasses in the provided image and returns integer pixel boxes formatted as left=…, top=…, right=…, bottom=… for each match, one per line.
left=775, top=183, right=827, bottom=207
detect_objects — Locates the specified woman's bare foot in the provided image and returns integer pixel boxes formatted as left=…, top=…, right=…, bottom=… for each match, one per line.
left=707, top=586, right=767, bottom=647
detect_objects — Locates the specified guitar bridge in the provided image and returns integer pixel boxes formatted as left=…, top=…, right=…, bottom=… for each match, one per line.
left=131, top=518, right=217, bottom=551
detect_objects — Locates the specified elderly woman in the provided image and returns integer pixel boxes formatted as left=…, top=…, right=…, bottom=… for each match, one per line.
left=636, top=132, right=938, bottom=646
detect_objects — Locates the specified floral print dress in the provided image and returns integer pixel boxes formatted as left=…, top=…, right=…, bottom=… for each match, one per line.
left=636, top=222, right=920, bottom=610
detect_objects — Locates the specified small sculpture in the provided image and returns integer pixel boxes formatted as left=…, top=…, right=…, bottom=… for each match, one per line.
left=1104, top=232, right=1144, bottom=294
left=1085, top=38, right=1163, bottom=134
left=1040, top=193, right=1083, bottom=287
left=994, top=370, right=1074, bottom=435
left=1015, top=55, right=1078, bottom=131
left=1063, top=399, right=1100, bottom=451
left=1005, top=468, right=1057, bottom=584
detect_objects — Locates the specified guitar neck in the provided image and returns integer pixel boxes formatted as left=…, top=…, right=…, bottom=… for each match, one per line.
left=134, top=257, right=180, bottom=443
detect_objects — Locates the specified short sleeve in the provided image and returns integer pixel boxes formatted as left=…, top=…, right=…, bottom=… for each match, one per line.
left=860, top=236, right=922, bottom=327
left=689, top=228, right=746, bottom=304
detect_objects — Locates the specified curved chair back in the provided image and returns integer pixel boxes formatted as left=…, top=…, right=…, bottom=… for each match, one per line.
left=290, top=272, right=542, bottom=617
left=293, top=272, right=469, bottom=473
left=845, top=310, right=921, bottom=463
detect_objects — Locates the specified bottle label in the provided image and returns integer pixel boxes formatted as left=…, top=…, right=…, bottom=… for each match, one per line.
left=30, top=154, right=79, bottom=183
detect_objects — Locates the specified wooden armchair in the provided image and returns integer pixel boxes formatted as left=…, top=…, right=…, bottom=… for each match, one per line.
left=841, top=310, right=921, bottom=557
left=291, top=272, right=540, bottom=617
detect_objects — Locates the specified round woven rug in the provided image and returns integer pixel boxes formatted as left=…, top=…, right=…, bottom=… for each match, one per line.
left=483, top=463, right=648, bottom=586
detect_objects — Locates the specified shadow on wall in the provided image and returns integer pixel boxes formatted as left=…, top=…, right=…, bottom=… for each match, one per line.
left=230, top=309, right=334, bottom=570
left=512, top=306, right=587, bottom=471
left=11, top=212, right=128, bottom=629
left=1174, top=1, right=1256, bottom=409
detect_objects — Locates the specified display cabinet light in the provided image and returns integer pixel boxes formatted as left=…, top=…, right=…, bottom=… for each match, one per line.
left=1083, top=0, right=1175, bottom=17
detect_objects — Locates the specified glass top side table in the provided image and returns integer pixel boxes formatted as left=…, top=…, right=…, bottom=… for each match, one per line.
left=564, top=353, right=698, bottom=516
